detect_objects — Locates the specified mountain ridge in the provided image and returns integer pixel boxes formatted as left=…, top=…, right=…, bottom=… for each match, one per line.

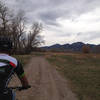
left=41, top=42, right=100, bottom=53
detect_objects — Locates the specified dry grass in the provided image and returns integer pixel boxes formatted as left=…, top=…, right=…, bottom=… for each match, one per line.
left=13, top=55, right=32, bottom=66
left=46, top=53, right=100, bottom=100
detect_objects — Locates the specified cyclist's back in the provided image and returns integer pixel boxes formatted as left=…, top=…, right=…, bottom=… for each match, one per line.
left=0, top=54, right=17, bottom=90
left=0, top=36, right=30, bottom=100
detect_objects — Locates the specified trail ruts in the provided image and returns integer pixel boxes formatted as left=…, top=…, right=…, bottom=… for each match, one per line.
left=10, top=57, right=78, bottom=100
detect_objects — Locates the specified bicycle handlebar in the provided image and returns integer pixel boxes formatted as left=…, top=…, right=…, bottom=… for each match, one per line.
left=8, top=85, right=31, bottom=91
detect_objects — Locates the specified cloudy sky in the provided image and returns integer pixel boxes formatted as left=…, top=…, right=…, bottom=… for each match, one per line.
left=4, top=0, right=100, bottom=46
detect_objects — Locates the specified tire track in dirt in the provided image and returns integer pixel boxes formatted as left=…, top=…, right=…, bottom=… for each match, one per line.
left=9, top=57, right=78, bottom=100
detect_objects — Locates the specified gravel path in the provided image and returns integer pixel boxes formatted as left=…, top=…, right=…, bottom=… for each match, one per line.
left=10, top=57, right=78, bottom=100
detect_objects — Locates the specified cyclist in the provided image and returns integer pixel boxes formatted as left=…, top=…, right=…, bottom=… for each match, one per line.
left=0, top=36, right=30, bottom=99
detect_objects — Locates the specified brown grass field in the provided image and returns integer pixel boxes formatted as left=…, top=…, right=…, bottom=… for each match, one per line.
left=12, top=52, right=100, bottom=100
left=46, top=52, right=100, bottom=100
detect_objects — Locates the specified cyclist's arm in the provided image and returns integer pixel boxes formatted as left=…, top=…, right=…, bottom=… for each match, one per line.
left=19, top=73, right=29, bottom=88
left=14, top=61, right=30, bottom=88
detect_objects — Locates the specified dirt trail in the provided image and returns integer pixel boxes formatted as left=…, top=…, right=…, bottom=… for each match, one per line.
left=10, top=57, right=78, bottom=100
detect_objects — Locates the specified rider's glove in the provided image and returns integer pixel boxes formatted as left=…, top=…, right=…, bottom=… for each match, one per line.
left=19, top=85, right=31, bottom=91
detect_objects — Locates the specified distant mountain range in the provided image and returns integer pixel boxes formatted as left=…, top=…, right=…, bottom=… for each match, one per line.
left=41, top=42, right=100, bottom=53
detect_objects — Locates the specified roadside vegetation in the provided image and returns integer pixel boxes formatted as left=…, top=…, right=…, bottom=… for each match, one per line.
left=32, top=52, right=46, bottom=56
left=13, top=55, right=31, bottom=66
left=46, top=53, right=100, bottom=100
left=0, top=1, right=44, bottom=54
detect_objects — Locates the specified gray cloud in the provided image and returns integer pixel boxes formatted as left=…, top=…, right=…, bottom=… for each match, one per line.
left=76, top=31, right=100, bottom=42
left=3, top=0, right=100, bottom=45
left=4, top=0, right=100, bottom=26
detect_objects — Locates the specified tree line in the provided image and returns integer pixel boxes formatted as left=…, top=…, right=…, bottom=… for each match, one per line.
left=0, top=1, right=44, bottom=54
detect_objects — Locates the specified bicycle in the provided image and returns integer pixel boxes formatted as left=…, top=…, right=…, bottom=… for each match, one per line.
left=0, top=86, right=31, bottom=100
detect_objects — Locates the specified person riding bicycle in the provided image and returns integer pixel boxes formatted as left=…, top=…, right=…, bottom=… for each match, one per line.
left=0, top=36, right=30, bottom=99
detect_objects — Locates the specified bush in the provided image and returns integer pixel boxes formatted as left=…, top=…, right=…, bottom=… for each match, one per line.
left=82, top=45, right=90, bottom=53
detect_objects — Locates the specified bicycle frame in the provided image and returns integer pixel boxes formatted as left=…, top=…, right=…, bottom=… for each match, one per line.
left=12, top=90, right=16, bottom=100
left=7, top=86, right=31, bottom=100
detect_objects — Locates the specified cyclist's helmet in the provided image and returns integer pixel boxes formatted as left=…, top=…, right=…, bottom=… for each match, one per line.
left=0, top=36, right=12, bottom=51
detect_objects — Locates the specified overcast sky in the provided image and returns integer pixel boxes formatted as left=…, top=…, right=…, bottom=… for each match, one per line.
left=4, top=0, right=100, bottom=46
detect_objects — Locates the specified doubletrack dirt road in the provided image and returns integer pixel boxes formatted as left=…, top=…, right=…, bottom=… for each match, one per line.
left=10, top=57, right=78, bottom=100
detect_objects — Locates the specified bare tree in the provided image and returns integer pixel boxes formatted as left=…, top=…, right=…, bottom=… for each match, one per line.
left=24, top=22, right=44, bottom=53
left=0, top=1, right=44, bottom=54
left=0, top=1, right=11, bottom=35
left=10, top=10, right=26, bottom=52
left=82, top=45, right=90, bottom=53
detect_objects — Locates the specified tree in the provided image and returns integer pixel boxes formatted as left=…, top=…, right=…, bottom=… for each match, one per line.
left=0, top=1, right=44, bottom=54
left=10, top=10, right=26, bottom=52
left=0, top=1, right=11, bottom=35
left=82, top=45, right=90, bottom=53
left=24, top=22, right=44, bottom=53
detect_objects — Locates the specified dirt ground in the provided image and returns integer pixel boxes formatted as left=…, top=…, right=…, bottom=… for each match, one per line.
left=10, top=57, right=78, bottom=100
